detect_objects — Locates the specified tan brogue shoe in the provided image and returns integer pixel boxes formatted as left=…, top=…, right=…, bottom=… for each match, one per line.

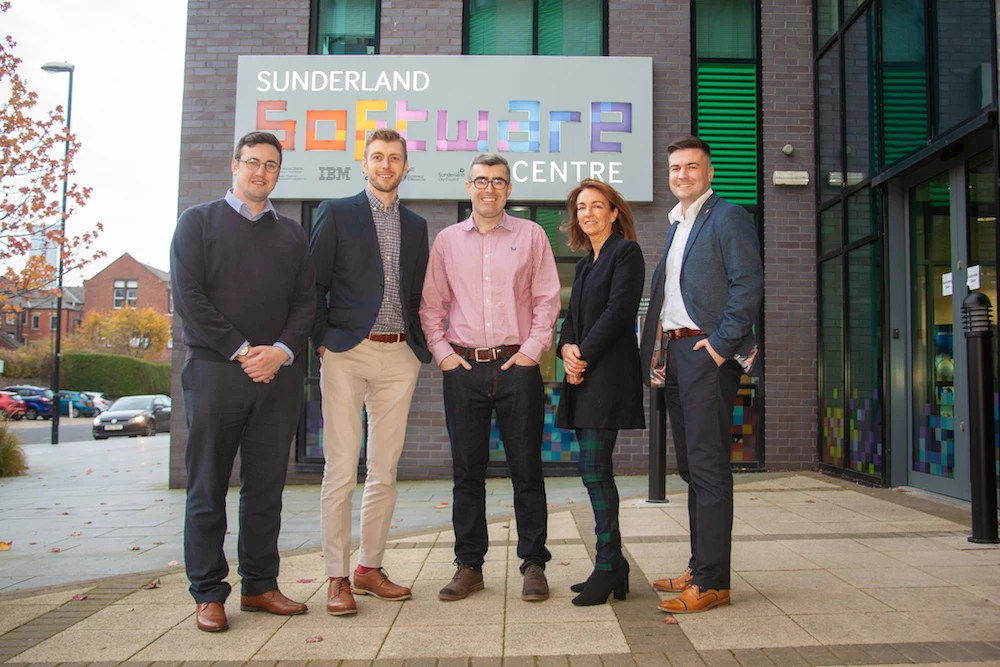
left=439, top=563, right=485, bottom=601
left=521, top=563, right=549, bottom=602
left=195, top=601, right=228, bottom=632
left=658, top=584, right=730, bottom=614
left=652, top=568, right=693, bottom=593
left=240, top=589, right=308, bottom=615
left=353, top=568, right=412, bottom=600
left=326, top=576, right=358, bottom=616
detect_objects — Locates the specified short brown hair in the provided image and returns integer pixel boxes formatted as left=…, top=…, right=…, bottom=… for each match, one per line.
left=365, top=128, right=408, bottom=163
left=667, top=135, right=712, bottom=163
left=234, top=131, right=283, bottom=163
left=561, top=179, right=638, bottom=252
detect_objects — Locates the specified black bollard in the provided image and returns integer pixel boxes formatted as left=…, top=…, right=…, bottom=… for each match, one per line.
left=648, top=387, right=669, bottom=503
left=962, top=292, right=999, bottom=544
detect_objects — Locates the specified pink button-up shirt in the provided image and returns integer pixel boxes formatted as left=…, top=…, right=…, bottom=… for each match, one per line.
left=421, top=212, right=561, bottom=365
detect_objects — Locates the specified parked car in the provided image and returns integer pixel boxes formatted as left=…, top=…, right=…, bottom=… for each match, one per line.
left=81, top=391, right=112, bottom=414
left=0, top=391, right=26, bottom=420
left=3, top=385, right=54, bottom=420
left=59, top=390, right=98, bottom=418
left=92, top=394, right=171, bottom=439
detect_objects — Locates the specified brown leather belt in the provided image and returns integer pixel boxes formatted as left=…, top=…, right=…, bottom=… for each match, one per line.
left=664, top=328, right=704, bottom=340
left=451, top=343, right=520, bottom=363
left=367, top=332, right=406, bottom=343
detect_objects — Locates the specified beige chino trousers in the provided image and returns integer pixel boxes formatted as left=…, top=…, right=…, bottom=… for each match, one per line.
left=319, top=338, right=421, bottom=578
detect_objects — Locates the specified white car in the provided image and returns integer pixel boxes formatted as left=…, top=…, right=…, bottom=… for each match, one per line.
left=82, top=391, right=112, bottom=414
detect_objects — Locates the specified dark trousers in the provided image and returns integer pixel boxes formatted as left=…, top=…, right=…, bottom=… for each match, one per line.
left=576, top=428, right=623, bottom=571
left=442, top=361, right=550, bottom=571
left=662, top=336, right=741, bottom=590
left=182, top=358, right=304, bottom=603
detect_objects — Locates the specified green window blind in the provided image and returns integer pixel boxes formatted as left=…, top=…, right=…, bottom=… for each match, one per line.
left=881, top=66, right=928, bottom=167
left=467, top=0, right=532, bottom=55
left=696, top=0, right=754, bottom=59
left=695, top=62, right=759, bottom=206
left=537, top=0, right=603, bottom=56
left=316, top=0, right=377, bottom=54
left=467, top=0, right=603, bottom=55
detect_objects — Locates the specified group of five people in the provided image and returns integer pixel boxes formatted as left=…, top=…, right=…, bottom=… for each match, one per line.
left=170, top=128, right=763, bottom=632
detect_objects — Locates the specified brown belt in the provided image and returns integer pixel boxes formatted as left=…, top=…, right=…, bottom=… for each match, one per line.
left=451, top=343, right=520, bottom=363
left=664, top=328, right=704, bottom=340
left=367, top=332, right=406, bottom=343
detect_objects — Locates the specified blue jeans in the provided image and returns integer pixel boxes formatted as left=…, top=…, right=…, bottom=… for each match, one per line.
left=442, top=361, right=551, bottom=571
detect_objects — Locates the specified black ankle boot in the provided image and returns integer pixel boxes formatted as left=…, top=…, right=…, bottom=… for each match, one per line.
left=572, top=559, right=629, bottom=593
left=571, top=562, right=629, bottom=606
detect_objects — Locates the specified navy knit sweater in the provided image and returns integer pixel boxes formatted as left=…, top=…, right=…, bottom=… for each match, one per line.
left=170, top=199, right=316, bottom=363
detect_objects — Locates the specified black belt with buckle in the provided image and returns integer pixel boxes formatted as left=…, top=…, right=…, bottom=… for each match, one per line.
left=450, top=343, right=520, bottom=363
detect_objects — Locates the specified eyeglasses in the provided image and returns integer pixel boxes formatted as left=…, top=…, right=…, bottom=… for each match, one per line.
left=469, top=176, right=509, bottom=190
left=238, top=158, right=281, bottom=174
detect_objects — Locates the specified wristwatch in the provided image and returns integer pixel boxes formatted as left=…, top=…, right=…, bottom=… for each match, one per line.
left=235, top=344, right=250, bottom=360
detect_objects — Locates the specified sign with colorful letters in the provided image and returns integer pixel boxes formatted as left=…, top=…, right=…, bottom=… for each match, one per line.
left=234, top=55, right=653, bottom=201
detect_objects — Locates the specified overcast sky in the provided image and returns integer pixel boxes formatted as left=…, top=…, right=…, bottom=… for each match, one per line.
left=5, top=0, right=188, bottom=284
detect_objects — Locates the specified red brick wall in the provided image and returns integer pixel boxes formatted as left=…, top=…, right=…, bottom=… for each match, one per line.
left=83, top=254, right=171, bottom=318
left=17, top=306, right=82, bottom=348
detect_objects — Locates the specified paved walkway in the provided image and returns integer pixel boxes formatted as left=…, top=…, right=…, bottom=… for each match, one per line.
left=1, top=437, right=999, bottom=665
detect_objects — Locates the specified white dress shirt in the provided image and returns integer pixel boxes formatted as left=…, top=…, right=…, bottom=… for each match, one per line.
left=660, top=188, right=715, bottom=331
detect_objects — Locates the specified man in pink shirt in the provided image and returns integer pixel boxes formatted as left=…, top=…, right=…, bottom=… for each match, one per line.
left=421, top=153, right=561, bottom=602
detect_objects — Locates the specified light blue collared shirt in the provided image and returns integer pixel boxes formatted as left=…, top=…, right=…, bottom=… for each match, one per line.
left=224, top=189, right=294, bottom=365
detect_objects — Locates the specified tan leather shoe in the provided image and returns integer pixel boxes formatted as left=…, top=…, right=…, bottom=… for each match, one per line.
left=521, top=563, right=549, bottom=602
left=353, top=568, right=412, bottom=600
left=439, top=563, right=485, bottom=601
left=240, top=589, right=308, bottom=615
left=326, top=576, right=358, bottom=616
left=652, top=568, right=693, bottom=593
left=195, top=601, right=228, bottom=632
left=658, top=584, right=730, bottom=613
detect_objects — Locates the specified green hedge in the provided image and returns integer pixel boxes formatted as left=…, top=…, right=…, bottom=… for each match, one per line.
left=61, top=352, right=170, bottom=396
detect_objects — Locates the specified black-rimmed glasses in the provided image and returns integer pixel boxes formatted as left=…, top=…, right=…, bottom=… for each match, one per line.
left=469, top=176, right=509, bottom=190
left=238, top=158, right=281, bottom=174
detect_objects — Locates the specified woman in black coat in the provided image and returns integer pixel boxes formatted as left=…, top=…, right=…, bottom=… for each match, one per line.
left=556, top=179, right=645, bottom=606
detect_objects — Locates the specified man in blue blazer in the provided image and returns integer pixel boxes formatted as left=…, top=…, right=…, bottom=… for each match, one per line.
left=310, top=129, right=431, bottom=616
left=638, top=136, right=763, bottom=614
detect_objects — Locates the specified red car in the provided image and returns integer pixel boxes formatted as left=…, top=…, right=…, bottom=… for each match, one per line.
left=0, top=391, right=27, bottom=420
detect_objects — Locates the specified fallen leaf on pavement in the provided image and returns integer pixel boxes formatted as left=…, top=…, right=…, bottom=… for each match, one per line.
left=129, top=546, right=141, bottom=551
left=506, top=504, right=513, bottom=508
left=805, top=499, right=815, bottom=503
left=305, top=635, right=324, bottom=643
left=664, top=617, right=679, bottom=625
left=434, top=504, right=448, bottom=509
left=567, top=500, right=575, bottom=504
left=0, top=541, right=11, bottom=551
left=296, top=578, right=317, bottom=583
left=100, top=502, right=106, bottom=505
left=50, top=547, right=61, bottom=553
left=86, top=469, right=92, bottom=475
left=436, top=500, right=449, bottom=506
left=59, top=512, right=69, bottom=515
left=84, top=521, right=92, bottom=525
left=168, top=560, right=180, bottom=566
left=69, top=532, right=82, bottom=537
left=749, top=497, right=759, bottom=501
left=155, top=498, right=163, bottom=502
left=72, top=594, right=88, bottom=601
left=153, top=541, right=163, bottom=545
left=142, top=583, right=159, bottom=590
left=558, top=561, right=570, bottom=566
left=28, top=541, right=36, bottom=545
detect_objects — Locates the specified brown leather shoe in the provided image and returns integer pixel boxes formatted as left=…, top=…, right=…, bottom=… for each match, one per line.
left=521, top=563, right=549, bottom=602
left=353, top=568, right=412, bottom=601
left=439, top=563, right=484, bottom=601
left=195, top=601, right=228, bottom=632
left=326, top=576, right=358, bottom=616
left=240, top=589, right=308, bottom=615
left=653, top=568, right=693, bottom=593
left=658, top=584, right=730, bottom=613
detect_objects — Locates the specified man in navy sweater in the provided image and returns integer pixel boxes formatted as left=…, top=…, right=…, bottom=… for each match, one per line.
left=171, top=131, right=316, bottom=632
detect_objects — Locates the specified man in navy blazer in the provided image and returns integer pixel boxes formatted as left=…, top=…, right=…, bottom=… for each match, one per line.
left=310, top=129, right=431, bottom=616
left=639, top=136, right=763, bottom=614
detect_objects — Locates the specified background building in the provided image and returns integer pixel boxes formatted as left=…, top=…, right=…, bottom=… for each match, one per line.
left=83, top=253, right=172, bottom=319
left=3, top=287, right=85, bottom=349
left=170, top=0, right=998, bottom=505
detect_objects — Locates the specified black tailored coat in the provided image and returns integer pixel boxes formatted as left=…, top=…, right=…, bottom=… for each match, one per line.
left=310, top=190, right=432, bottom=363
left=556, top=232, right=646, bottom=430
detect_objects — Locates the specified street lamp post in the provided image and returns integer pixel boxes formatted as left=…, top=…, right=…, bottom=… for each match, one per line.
left=41, top=61, right=74, bottom=446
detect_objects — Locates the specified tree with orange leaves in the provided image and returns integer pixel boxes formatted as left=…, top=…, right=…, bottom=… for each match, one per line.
left=1, top=0, right=103, bottom=313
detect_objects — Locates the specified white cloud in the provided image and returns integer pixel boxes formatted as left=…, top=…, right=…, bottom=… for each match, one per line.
left=4, top=0, right=188, bottom=282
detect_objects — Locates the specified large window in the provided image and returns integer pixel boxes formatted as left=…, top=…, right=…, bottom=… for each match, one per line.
left=113, top=280, right=138, bottom=309
left=313, top=0, right=378, bottom=55
left=464, top=0, right=606, bottom=56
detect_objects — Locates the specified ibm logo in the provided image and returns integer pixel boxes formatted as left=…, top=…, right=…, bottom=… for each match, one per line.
left=319, top=166, right=352, bottom=181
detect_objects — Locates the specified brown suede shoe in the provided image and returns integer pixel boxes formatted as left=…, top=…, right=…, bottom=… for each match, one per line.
left=353, top=568, right=412, bottom=600
left=439, top=563, right=485, bottom=601
left=240, top=589, right=308, bottom=615
left=521, top=563, right=549, bottom=602
left=652, top=568, right=693, bottom=593
left=658, top=584, right=730, bottom=614
left=195, top=601, right=228, bottom=632
left=326, top=576, right=358, bottom=616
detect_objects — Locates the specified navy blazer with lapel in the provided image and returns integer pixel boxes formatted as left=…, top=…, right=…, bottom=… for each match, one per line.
left=556, top=232, right=646, bottom=430
left=310, top=190, right=431, bottom=363
left=638, top=193, right=763, bottom=383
